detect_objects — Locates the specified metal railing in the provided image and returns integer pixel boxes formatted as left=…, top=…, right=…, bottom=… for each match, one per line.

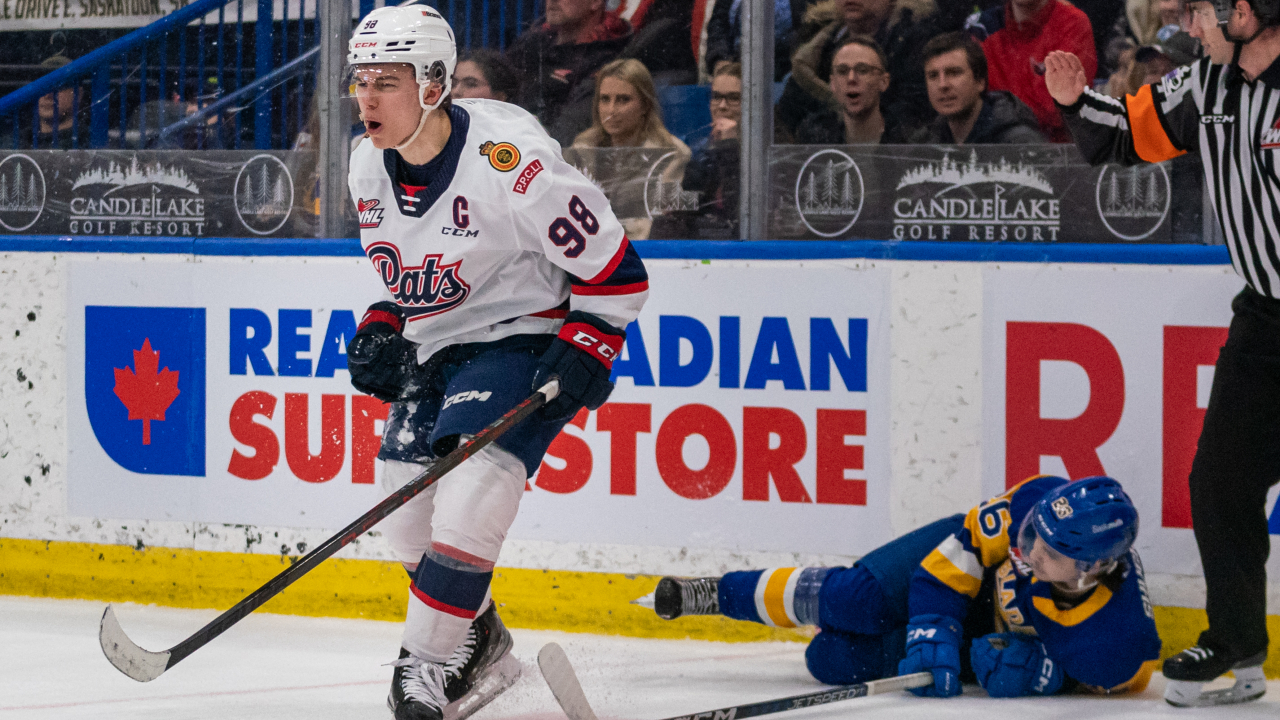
left=0, top=0, right=545, bottom=151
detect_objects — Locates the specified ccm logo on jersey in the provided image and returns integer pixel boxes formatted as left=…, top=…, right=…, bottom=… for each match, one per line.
left=559, top=321, right=623, bottom=367
left=513, top=159, right=544, bottom=194
left=358, top=198, right=385, bottom=229
left=443, top=390, right=492, bottom=409
left=365, top=242, right=471, bottom=318
left=1201, top=114, right=1235, bottom=124
left=444, top=196, right=479, bottom=236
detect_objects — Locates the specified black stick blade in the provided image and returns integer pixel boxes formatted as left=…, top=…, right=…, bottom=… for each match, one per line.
left=100, top=604, right=171, bottom=682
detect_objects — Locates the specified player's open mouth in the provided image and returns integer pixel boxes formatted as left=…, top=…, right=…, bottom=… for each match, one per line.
left=366, top=121, right=383, bottom=132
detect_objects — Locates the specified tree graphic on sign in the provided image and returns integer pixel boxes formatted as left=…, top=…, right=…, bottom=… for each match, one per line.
left=113, top=339, right=180, bottom=445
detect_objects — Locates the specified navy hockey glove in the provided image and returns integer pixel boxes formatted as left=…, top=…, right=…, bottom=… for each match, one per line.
left=898, top=614, right=963, bottom=698
left=970, top=632, right=1064, bottom=698
left=346, top=302, right=419, bottom=403
left=533, top=311, right=624, bottom=420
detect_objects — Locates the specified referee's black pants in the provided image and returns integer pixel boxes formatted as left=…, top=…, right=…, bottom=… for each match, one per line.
left=1189, top=285, right=1280, bottom=659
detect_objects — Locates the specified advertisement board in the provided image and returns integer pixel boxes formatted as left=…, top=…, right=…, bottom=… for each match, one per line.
left=979, top=263, right=1280, bottom=578
left=66, top=257, right=894, bottom=557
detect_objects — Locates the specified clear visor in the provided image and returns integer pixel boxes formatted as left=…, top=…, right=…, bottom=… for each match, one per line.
left=1180, top=1, right=1223, bottom=31
left=1014, top=512, right=1097, bottom=583
left=342, top=64, right=423, bottom=100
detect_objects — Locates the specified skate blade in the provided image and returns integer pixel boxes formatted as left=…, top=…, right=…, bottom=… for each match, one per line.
left=444, top=652, right=523, bottom=720
left=1165, top=667, right=1267, bottom=708
left=630, top=591, right=656, bottom=610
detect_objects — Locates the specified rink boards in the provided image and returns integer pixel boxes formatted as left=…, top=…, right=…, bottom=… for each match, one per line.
left=1, top=238, right=1276, bottom=673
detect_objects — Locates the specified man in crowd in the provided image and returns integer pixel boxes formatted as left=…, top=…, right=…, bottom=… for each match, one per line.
left=794, top=36, right=907, bottom=143
left=506, top=0, right=632, bottom=146
left=965, top=0, right=1097, bottom=142
left=782, top=0, right=948, bottom=139
left=911, top=32, right=1044, bottom=144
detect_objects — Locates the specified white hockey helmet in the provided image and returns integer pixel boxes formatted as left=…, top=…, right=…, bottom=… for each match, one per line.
left=348, top=4, right=457, bottom=111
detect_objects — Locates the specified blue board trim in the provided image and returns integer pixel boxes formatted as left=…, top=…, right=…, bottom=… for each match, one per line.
left=0, top=235, right=1231, bottom=265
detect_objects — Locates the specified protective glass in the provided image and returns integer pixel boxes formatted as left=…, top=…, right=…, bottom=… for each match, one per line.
left=342, top=64, right=423, bottom=100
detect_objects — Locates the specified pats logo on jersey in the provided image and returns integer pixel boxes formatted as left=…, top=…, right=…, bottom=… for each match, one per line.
left=365, top=241, right=471, bottom=318
left=358, top=198, right=385, bottom=228
left=479, top=141, right=521, bottom=172
left=85, top=306, right=206, bottom=476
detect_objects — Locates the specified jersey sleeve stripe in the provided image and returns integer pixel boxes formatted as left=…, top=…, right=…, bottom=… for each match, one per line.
left=572, top=281, right=650, bottom=296
left=920, top=542, right=984, bottom=597
left=1125, top=85, right=1187, bottom=163
left=585, top=236, right=633, bottom=284
left=1031, top=583, right=1113, bottom=627
left=753, top=568, right=799, bottom=628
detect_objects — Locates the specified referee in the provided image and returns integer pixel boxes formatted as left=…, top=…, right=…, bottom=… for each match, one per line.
left=1045, top=0, right=1280, bottom=708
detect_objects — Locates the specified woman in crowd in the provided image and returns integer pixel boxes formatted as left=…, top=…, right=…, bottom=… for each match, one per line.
left=572, top=58, right=690, bottom=240
left=452, top=49, right=520, bottom=103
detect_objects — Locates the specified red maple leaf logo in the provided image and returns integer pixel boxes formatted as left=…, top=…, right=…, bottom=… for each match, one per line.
left=113, top=339, right=181, bottom=445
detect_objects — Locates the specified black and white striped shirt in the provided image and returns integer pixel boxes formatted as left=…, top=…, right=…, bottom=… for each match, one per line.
left=1063, top=58, right=1280, bottom=297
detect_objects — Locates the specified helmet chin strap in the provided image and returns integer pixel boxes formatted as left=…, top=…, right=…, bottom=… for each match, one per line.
left=392, top=79, right=449, bottom=153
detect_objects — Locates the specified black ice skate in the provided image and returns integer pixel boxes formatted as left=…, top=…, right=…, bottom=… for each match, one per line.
left=440, top=604, right=522, bottom=720
left=388, top=648, right=449, bottom=720
left=633, top=576, right=720, bottom=620
left=1163, top=645, right=1267, bottom=707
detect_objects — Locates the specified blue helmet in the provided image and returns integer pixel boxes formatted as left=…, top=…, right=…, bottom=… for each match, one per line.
left=1017, top=476, right=1139, bottom=566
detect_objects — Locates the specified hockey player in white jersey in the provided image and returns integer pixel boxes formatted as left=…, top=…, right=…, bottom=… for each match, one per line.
left=343, top=6, right=648, bottom=719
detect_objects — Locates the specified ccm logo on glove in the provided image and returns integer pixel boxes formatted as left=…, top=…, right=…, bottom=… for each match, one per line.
left=559, top=322, right=623, bottom=368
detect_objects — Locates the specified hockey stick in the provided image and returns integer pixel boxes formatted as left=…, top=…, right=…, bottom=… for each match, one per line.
left=537, top=642, right=931, bottom=720
left=99, top=379, right=561, bottom=682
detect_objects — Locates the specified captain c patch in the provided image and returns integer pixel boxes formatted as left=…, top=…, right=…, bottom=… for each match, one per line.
left=480, top=141, right=521, bottom=172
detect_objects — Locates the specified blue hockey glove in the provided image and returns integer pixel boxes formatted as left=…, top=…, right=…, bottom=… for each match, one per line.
left=898, top=614, right=964, bottom=698
left=970, top=632, right=1064, bottom=698
left=533, top=311, right=625, bottom=420
left=346, top=302, right=419, bottom=403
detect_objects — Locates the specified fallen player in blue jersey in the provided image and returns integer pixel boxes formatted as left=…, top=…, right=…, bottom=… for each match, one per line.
left=640, top=475, right=1162, bottom=698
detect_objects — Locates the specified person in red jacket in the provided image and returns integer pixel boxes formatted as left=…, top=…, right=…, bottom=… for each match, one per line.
left=965, top=0, right=1096, bottom=142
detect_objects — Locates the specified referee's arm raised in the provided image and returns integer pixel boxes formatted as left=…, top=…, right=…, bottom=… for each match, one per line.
left=1045, top=50, right=1200, bottom=167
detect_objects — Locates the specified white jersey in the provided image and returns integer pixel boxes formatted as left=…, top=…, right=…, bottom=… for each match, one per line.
left=348, top=99, right=648, bottom=361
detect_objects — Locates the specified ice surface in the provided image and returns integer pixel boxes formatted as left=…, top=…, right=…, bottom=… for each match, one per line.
left=1, top=595, right=1277, bottom=719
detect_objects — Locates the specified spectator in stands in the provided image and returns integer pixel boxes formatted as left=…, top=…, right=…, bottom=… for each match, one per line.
left=507, top=0, right=633, bottom=146
left=965, top=0, right=1097, bottom=142
left=783, top=0, right=949, bottom=140
left=911, top=32, right=1043, bottom=143
left=1103, top=28, right=1199, bottom=97
left=453, top=50, right=520, bottom=102
left=572, top=58, right=690, bottom=239
left=794, top=36, right=908, bottom=143
left=30, top=54, right=85, bottom=150
left=614, top=0, right=699, bottom=83
left=659, top=61, right=743, bottom=238
left=704, top=0, right=822, bottom=81
left=507, top=0, right=697, bottom=146
left=1133, top=31, right=1199, bottom=81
